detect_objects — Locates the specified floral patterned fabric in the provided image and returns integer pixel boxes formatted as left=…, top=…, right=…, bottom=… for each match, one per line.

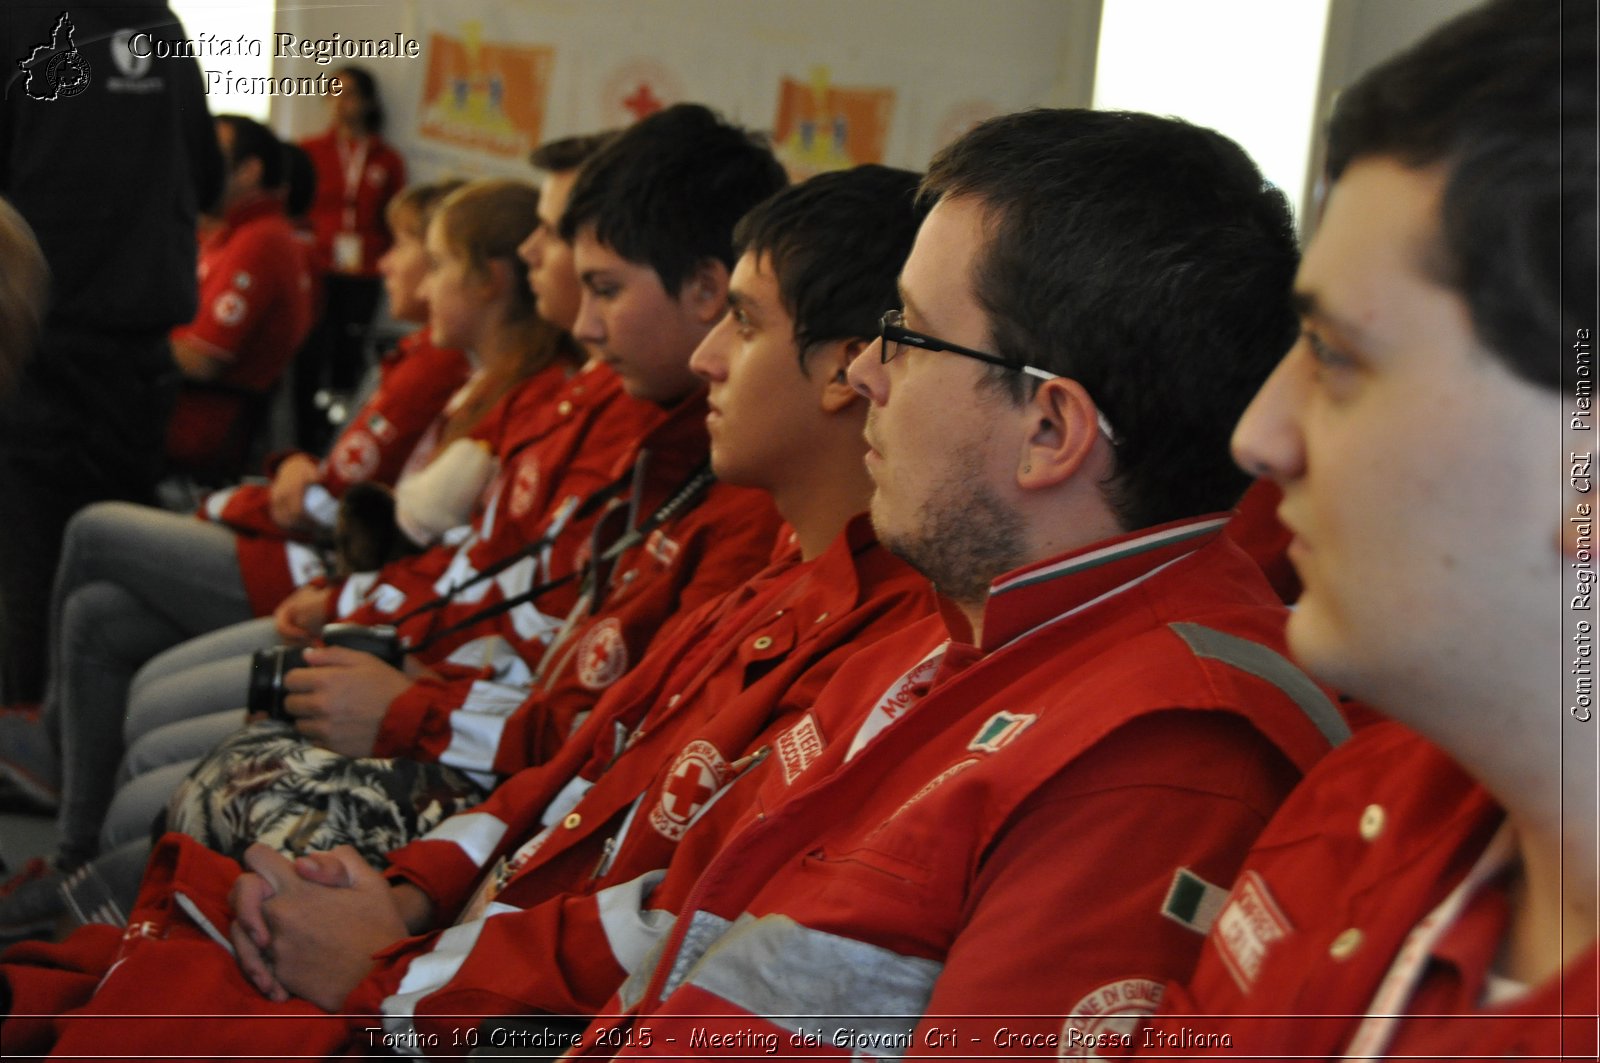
left=165, top=721, right=487, bottom=866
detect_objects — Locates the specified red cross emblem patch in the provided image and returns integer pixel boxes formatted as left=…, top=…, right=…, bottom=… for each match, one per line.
left=649, top=739, right=727, bottom=841
left=508, top=455, right=542, bottom=519
left=331, top=429, right=379, bottom=482
left=575, top=617, right=628, bottom=690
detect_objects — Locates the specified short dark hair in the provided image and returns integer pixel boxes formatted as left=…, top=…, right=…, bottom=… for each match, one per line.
left=217, top=114, right=284, bottom=191
left=334, top=66, right=384, bottom=135
left=558, top=104, right=789, bottom=296
left=734, top=165, right=925, bottom=368
left=1326, top=0, right=1595, bottom=394
left=529, top=131, right=618, bottom=175
left=923, top=108, right=1300, bottom=531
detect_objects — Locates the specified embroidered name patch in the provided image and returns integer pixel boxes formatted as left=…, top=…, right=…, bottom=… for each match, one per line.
left=645, top=528, right=680, bottom=567
left=1212, top=870, right=1293, bottom=993
left=1061, top=977, right=1165, bottom=1061
left=775, top=713, right=824, bottom=785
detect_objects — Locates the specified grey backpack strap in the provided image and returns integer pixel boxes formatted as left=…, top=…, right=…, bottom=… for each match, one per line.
left=1168, top=621, right=1351, bottom=748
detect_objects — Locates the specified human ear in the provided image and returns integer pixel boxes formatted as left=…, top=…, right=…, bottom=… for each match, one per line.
left=683, top=259, right=731, bottom=324
left=237, top=156, right=264, bottom=189
left=814, top=338, right=868, bottom=414
left=1017, top=377, right=1103, bottom=490
left=480, top=258, right=514, bottom=303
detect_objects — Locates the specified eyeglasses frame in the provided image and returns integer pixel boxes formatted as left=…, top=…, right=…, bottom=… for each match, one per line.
left=877, top=309, right=1118, bottom=443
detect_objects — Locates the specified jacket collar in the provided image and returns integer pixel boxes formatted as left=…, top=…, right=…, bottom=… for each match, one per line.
left=972, top=513, right=1232, bottom=653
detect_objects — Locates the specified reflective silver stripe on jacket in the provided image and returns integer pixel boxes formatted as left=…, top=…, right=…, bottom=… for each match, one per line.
left=423, top=810, right=508, bottom=868
left=1167, top=621, right=1351, bottom=747
left=382, top=899, right=520, bottom=1049
left=596, top=870, right=676, bottom=970
left=669, top=911, right=941, bottom=1057
left=616, top=908, right=731, bottom=1012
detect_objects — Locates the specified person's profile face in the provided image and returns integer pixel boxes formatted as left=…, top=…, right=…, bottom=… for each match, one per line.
left=570, top=229, right=709, bottom=404
left=518, top=169, right=583, bottom=332
left=419, top=215, right=491, bottom=350
left=688, top=251, right=815, bottom=490
left=846, top=195, right=1026, bottom=602
left=1231, top=156, right=1565, bottom=708
left=377, top=216, right=430, bottom=324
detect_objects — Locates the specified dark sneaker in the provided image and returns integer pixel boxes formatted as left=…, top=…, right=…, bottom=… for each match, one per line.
left=0, top=857, right=68, bottom=944
left=0, top=706, right=60, bottom=812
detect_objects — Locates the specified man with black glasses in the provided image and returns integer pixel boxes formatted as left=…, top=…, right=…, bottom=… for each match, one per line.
left=568, top=108, right=1354, bottom=1058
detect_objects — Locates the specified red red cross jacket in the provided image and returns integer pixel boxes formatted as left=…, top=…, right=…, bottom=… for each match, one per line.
left=342, top=515, right=935, bottom=1042
left=167, top=196, right=315, bottom=468
left=574, top=517, right=1352, bottom=1059
left=327, top=362, right=658, bottom=648
left=370, top=394, right=784, bottom=779
left=299, top=129, right=406, bottom=277
left=0, top=521, right=932, bottom=1060
left=201, top=332, right=473, bottom=614
left=1144, top=721, right=1599, bottom=1061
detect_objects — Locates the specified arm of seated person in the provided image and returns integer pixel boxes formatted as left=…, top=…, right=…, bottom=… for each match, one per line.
left=269, top=453, right=322, bottom=530
left=274, top=584, right=332, bottom=644
left=170, top=332, right=233, bottom=382
left=236, top=844, right=412, bottom=1012
left=282, top=645, right=412, bottom=757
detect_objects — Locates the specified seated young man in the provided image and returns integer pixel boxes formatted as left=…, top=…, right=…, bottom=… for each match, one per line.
left=0, top=164, right=938, bottom=1060
left=568, top=107, right=1353, bottom=1057
left=1138, top=1, right=1598, bottom=1057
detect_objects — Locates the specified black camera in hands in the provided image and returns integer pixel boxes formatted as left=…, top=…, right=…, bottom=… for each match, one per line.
left=247, top=623, right=404, bottom=722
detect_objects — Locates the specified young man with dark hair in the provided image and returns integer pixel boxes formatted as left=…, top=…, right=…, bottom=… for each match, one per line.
left=1, top=164, right=937, bottom=1060
left=88, top=110, right=783, bottom=872
left=1142, top=2, right=1598, bottom=1057
left=560, top=104, right=789, bottom=406
left=570, top=108, right=1348, bottom=1057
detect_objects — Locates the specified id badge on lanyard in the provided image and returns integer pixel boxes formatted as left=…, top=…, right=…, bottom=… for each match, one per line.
left=334, top=136, right=371, bottom=272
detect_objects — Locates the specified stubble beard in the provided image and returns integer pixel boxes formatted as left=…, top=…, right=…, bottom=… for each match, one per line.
left=874, top=449, right=1027, bottom=611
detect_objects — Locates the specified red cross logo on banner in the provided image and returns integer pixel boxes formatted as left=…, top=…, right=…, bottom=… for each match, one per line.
left=622, top=81, right=663, bottom=120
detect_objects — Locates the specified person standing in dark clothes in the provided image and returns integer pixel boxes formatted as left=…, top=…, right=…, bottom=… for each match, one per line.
left=0, top=1, right=223, bottom=708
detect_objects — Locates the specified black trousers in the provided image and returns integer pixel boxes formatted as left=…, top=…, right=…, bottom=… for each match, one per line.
left=0, top=329, right=178, bottom=703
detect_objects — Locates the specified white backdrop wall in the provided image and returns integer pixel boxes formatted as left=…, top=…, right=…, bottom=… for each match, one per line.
left=177, top=0, right=1485, bottom=227
left=269, top=0, right=1103, bottom=182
